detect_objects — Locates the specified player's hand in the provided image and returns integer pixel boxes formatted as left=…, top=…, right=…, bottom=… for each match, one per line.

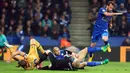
left=45, top=50, right=51, bottom=55
left=4, top=42, right=13, bottom=48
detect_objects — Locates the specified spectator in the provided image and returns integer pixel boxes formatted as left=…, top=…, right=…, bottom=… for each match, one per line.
left=6, top=26, right=14, bottom=36
left=1, top=26, right=5, bottom=34
left=63, top=11, right=71, bottom=24
left=42, top=15, right=52, bottom=28
left=89, top=0, right=100, bottom=10
left=37, top=21, right=43, bottom=35
left=125, top=0, right=130, bottom=10
left=119, top=20, right=128, bottom=36
left=34, top=9, right=43, bottom=22
left=59, top=15, right=68, bottom=27
left=16, top=0, right=27, bottom=8
left=1, top=13, right=5, bottom=19
left=27, top=20, right=32, bottom=27
left=17, top=19, right=23, bottom=25
left=60, top=27, right=70, bottom=40
left=109, top=21, right=118, bottom=36
left=10, top=0, right=17, bottom=8
left=0, top=0, right=71, bottom=40
left=9, top=8, right=16, bottom=20
left=122, top=32, right=130, bottom=46
left=51, top=4, right=61, bottom=14
left=116, top=15, right=126, bottom=29
left=0, top=0, right=4, bottom=9
left=51, top=28, right=59, bottom=40
left=4, top=1, right=9, bottom=9
left=25, top=9, right=34, bottom=20
left=41, top=25, right=51, bottom=37
left=100, top=0, right=107, bottom=7
left=13, top=25, right=24, bottom=44
left=52, top=12, right=59, bottom=20
left=117, top=3, right=127, bottom=13
left=45, top=9, right=52, bottom=19
left=88, top=8, right=98, bottom=29
left=24, top=27, right=33, bottom=36
left=9, top=19, right=16, bottom=29
left=52, top=20, right=60, bottom=33
left=45, top=0, right=52, bottom=9
left=62, top=2, right=71, bottom=16
left=34, top=0, right=43, bottom=11
left=1, top=8, right=6, bottom=15
left=0, top=18, right=5, bottom=27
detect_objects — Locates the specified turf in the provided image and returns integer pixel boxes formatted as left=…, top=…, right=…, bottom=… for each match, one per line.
left=0, top=61, right=130, bottom=73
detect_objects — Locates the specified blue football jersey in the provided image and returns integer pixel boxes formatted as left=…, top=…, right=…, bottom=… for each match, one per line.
left=95, top=7, right=112, bottom=30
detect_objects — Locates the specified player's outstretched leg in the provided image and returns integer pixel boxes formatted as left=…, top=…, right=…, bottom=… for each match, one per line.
left=77, top=59, right=109, bottom=68
left=86, top=59, right=109, bottom=67
left=87, top=46, right=108, bottom=53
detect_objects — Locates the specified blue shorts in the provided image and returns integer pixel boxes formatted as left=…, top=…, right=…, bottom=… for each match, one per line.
left=91, top=29, right=108, bottom=43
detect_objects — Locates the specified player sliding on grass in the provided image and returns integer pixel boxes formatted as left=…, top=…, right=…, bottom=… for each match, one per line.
left=53, top=47, right=109, bottom=69
left=8, top=38, right=46, bottom=70
left=88, top=1, right=123, bottom=62
left=38, top=46, right=109, bottom=70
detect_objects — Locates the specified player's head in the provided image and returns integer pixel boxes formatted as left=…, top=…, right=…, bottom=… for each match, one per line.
left=53, top=47, right=60, bottom=55
left=18, top=60, right=27, bottom=69
left=106, top=1, right=115, bottom=11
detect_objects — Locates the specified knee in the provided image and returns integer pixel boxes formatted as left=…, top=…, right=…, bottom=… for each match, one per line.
left=102, top=36, right=108, bottom=41
left=90, top=43, right=96, bottom=47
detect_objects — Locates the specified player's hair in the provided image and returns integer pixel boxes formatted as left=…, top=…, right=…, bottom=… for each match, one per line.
left=18, top=60, right=27, bottom=69
left=53, top=47, right=59, bottom=52
left=107, top=1, right=115, bottom=7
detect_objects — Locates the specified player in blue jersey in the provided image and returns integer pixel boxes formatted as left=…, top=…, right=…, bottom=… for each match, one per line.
left=52, top=47, right=109, bottom=69
left=88, top=1, right=123, bottom=62
left=37, top=46, right=109, bottom=70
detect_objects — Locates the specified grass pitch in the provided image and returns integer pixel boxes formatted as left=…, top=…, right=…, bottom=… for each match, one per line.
left=0, top=61, right=130, bottom=73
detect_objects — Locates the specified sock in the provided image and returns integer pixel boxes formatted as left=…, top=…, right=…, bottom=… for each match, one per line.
left=104, top=41, right=108, bottom=45
left=18, top=45, right=24, bottom=51
left=88, top=47, right=102, bottom=53
left=38, top=45, right=45, bottom=54
left=87, top=62, right=102, bottom=67
left=89, top=52, right=93, bottom=57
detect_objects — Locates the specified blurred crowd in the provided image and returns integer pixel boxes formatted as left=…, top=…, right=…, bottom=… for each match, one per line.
left=0, top=0, right=71, bottom=40
left=88, top=0, right=130, bottom=37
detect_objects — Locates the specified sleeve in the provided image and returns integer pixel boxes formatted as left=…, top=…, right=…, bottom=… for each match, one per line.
left=99, top=8, right=106, bottom=14
left=2, top=35, right=7, bottom=43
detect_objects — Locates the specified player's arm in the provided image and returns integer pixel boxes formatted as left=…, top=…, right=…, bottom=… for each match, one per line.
left=12, top=51, right=27, bottom=59
left=104, top=12, right=123, bottom=16
left=2, top=35, right=13, bottom=48
left=7, top=51, right=26, bottom=63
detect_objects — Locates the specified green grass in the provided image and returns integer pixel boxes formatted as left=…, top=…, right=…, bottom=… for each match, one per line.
left=0, top=61, right=130, bottom=73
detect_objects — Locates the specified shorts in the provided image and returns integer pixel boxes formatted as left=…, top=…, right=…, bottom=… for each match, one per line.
left=91, top=29, right=108, bottom=43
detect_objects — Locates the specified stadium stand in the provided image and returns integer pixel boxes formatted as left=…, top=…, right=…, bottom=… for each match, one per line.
left=0, top=0, right=71, bottom=45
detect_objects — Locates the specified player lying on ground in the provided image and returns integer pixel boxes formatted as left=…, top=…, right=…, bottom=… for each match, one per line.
left=53, top=47, right=109, bottom=68
left=38, top=46, right=109, bottom=70
left=8, top=38, right=46, bottom=70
